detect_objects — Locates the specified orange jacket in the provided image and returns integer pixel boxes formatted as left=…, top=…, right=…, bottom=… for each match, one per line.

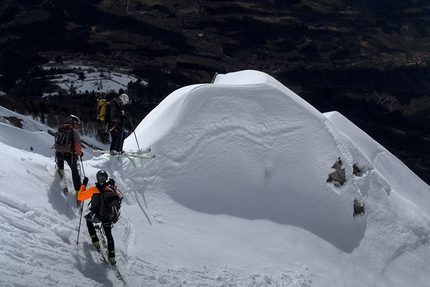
left=77, top=185, right=100, bottom=201
left=77, top=183, right=121, bottom=201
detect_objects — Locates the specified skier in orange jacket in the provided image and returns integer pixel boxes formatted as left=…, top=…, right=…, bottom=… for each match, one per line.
left=78, top=170, right=121, bottom=265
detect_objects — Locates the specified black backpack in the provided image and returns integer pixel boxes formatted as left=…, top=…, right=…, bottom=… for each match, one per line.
left=104, top=101, right=116, bottom=124
left=54, top=123, right=74, bottom=152
left=97, top=185, right=122, bottom=223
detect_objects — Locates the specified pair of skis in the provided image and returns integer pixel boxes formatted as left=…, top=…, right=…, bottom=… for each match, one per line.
left=93, top=148, right=155, bottom=159
left=94, top=225, right=126, bottom=285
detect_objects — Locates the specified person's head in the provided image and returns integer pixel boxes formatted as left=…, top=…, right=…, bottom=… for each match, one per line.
left=96, top=170, right=109, bottom=186
left=118, top=93, right=129, bottom=106
left=68, top=115, right=80, bottom=128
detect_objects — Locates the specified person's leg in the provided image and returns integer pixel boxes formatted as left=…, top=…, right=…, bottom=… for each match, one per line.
left=119, top=129, right=125, bottom=152
left=65, top=153, right=81, bottom=191
left=103, top=222, right=115, bottom=263
left=56, top=153, right=65, bottom=176
left=110, top=130, right=119, bottom=152
left=110, top=128, right=122, bottom=152
left=114, top=131, right=122, bottom=152
left=85, top=214, right=99, bottom=248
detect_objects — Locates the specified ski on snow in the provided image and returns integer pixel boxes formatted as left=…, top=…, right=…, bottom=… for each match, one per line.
left=94, top=225, right=126, bottom=285
left=93, top=148, right=155, bottom=159
left=95, top=246, right=125, bottom=285
left=59, top=170, right=82, bottom=208
left=58, top=169, right=68, bottom=193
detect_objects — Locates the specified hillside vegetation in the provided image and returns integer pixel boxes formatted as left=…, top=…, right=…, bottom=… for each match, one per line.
left=1, top=0, right=430, bottom=183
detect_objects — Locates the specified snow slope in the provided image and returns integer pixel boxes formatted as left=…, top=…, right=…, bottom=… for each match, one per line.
left=0, top=70, right=429, bottom=286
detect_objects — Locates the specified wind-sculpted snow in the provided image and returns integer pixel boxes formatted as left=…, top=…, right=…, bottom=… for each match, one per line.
left=135, top=80, right=363, bottom=252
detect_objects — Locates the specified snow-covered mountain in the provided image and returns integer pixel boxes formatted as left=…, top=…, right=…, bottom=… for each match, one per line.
left=40, top=62, right=143, bottom=97
left=1, top=70, right=429, bottom=286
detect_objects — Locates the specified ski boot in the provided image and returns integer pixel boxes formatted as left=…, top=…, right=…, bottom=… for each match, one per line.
left=91, top=235, right=100, bottom=250
left=107, top=250, right=116, bottom=265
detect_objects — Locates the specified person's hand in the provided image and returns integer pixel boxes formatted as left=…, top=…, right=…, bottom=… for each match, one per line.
left=85, top=212, right=93, bottom=220
left=108, top=178, right=115, bottom=186
left=83, top=177, right=89, bottom=186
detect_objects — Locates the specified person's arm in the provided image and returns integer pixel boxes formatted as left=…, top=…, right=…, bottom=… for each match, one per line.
left=77, top=185, right=99, bottom=201
left=73, top=130, right=83, bottom=156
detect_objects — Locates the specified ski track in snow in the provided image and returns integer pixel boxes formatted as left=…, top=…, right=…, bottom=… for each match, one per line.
left=0, top=192, right=81, bottom=286
left=111, top=157, right=313, bottom=287
left=0, top=155, right=312, bottom=287
left=0, top=163, right=355, bottom=285
left=124, top=258, right=312, bottom=287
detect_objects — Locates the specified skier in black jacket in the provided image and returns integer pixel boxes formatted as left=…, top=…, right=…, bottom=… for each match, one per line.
left=108, top=93, right=129, bottom=153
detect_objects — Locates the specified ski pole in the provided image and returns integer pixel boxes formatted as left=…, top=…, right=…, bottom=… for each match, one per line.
left=80, top=156, right=86, bottom=176
left=76, top=211, right=83, bottom=244
left=76, top=157, right=85, bottom=244
left=117, top=120, right=126, bottom=153
left=129, top=114, right=141, bottom=152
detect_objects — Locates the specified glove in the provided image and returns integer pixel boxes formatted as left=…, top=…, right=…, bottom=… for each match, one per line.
left=108, top=178, right=115, bottom=186
left=83, top=177, right=89, bottom=186
left=120, top=110, right=127, bottom=120
left=85, top=212, right=93, bottom=220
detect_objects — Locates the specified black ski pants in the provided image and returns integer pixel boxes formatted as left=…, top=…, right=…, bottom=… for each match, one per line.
left=86, top=215, right=115, bottom=257
left=109, top=125, right=125, bottom=152
left=56, top=152, right=81, bottom=191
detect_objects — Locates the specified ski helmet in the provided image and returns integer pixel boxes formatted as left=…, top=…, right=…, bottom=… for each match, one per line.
left=68, top=115, right=80, bottom=124
left=118, top=93, right=129, bottom=105
left=96, top=170, right=109, bottom=185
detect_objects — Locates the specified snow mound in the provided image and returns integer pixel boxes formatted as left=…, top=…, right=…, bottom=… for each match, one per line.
left=1, top=70, right=430, bottom=286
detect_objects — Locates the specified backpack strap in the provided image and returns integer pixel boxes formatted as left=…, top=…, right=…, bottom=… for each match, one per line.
left=92, top=183, right=105, bottom=216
